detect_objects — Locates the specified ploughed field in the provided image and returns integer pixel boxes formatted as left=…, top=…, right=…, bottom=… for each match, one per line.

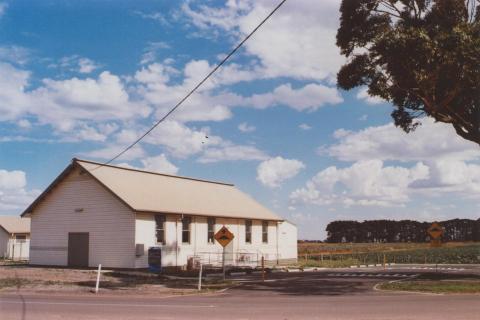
left=298, top=242, right=480, bottom=267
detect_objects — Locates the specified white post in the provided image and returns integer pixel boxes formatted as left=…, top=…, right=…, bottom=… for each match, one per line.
left=222, top=247, right=226, bottom=281
left=95, top=264, right=102, bottom=293
left=198, top=263, right=203, bottom=291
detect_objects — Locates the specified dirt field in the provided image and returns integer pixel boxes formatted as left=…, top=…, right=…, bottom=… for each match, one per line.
left=0, top=263, right=228, bottom=295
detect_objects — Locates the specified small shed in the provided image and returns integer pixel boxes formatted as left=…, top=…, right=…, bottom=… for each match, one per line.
left=0, top=216, right=30, bottom=260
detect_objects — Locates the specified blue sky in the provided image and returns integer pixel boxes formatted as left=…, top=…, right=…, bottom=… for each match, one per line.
left=0, top=0, right=479, bottom=239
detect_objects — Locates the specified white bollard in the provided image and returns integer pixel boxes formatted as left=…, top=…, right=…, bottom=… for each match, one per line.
left=198, top=263, right=203, bottom=291
left=95, top=264, right=102, bottom=293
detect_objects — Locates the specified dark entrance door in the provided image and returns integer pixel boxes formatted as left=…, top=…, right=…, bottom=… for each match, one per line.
left=68, top=232, right=89, bottom=267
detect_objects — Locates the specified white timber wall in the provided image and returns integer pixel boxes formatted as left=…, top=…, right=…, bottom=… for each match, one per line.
left=278, top=221, right=298, bottom=262
left=134, top=213, right=288, bottom=268
left=6, top=236, right=30, bottom=260
left=0, top=228, right=8, bottom=258
left=30, top=167, right=136, bottom=268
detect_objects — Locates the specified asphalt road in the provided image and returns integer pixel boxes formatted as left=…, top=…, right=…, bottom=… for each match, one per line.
left=2, top=267, right=480, bottom=320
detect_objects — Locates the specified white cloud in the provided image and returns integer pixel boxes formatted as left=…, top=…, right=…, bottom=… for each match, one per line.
left=0, top=2, right=7, bottom=18
left=143, top=120, right=221, bottom=158
left=356, top=87, right=385, bottom=105
left=182, top=0, right=343, bottom=81
left=134, top=11, right=170, bottom=26
left=140, top=42, right=171, bottom=65
left=52, top=55, right=101, bottom=74
left=257, top=156, right=305, bottom=188
left=30, top=71, right=150, bottom=131
left=358, top=114, right=368, bottom=121
left=0, top=63, right=31, bottom=121
left=140, top=154, right=179, bottom=175
left=290, top=160, right=429, bottom=207
left=325, top=118, right=480, bottom=162
left=17, top=119, right=32, bottom=129
left=410, top=160, right=480, bottom=197
left=299, top=123, right=311, bottom=130
left=78, top=58, right=100, bottom=74
left=199, top=145, right=268, bottom=163
left=0, top=169, right=39, bottom=213
left=246, top=83, right=342, bottom=111
left=0, top=45, right=30, bottom=65
left=0, top=63, right=150, bottom=136
left=238, top=122, right=255, bottom=133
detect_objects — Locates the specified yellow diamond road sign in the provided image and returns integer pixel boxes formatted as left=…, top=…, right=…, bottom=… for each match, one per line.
left=214, top=226, right=234, bottom=247
left=428, top=222, right=444, bottom=240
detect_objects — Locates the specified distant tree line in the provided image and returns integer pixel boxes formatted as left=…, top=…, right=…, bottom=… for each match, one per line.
left=325, top=219, right=480, bottom=243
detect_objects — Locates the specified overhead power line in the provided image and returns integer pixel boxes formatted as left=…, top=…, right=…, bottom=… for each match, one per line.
left=95, top=0, right=288, bottom=169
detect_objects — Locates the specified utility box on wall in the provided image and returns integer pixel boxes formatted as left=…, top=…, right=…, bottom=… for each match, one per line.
left=135, top=244, right=144, bottom=257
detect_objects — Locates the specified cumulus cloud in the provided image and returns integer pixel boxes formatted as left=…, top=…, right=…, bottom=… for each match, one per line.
left=299, top=123, right=311, bottom=130
left=0, top=63, right=150, bottom=135
left=0, top=169, right=39, bottom=213
left=325, top=118, right=480, bottom=162
left=290, top=160, right=429, bottom=207
left=257, top=156, right=305, bottom=188
left=356, top=87, right=385, bottom=105
left=199, top=145, right=268, bottom=163
left=140, top=154, right=179, bottom=175
left=245, top=83, right=343, bottom=111
left=181, top=0, right=343, bottom=81
left=238, top=122, right=255, bottom=133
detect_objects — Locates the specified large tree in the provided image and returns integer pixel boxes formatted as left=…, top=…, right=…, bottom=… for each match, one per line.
left=337, top=0, right=480, bottom=144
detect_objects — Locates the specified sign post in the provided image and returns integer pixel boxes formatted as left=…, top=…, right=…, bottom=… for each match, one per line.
left=214, top=226, right=234, bottom=281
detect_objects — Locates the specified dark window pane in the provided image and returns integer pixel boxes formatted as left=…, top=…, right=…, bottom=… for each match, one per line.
left=182, top=216, right=191, bottom=243
left=262, top=221, right=268, bottom=243
left=245, top=220, right=252, bottom=243
left=207, top=217, right=215, bottom=243
left=155, top=215, right=166, bottom=244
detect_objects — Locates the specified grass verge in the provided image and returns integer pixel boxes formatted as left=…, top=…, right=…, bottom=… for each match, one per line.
left=379, top=273, right=480, bottom=294
left=379, top=280, right=480, bottom=294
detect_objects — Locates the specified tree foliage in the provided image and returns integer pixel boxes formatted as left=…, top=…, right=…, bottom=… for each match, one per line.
left=325, top=218, right=480, bottom=243
left=337, top=0, right=480, bottom=144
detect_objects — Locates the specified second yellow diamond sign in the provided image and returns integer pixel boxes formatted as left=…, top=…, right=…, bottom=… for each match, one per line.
left=214, top=226, right=234, bottom=247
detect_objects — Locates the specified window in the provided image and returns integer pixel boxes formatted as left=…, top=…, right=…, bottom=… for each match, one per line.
left=15, top=235, right=26, bottom=242
left=245, top=220, right=252, bottom=244
left=207, top=217, right=215, bottom=243
left=262, top=221, right=268, bottom=243
left=182, top=216, right=191, bottom=243
left=155, top=215, right=166, bottom=244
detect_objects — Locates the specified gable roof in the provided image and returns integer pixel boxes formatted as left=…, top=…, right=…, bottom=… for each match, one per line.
left=23, top=158, right=282, bottom=221
left=0, top=216, right=30, bottom=234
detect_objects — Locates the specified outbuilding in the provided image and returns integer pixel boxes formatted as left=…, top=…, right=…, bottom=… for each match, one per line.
left=0, top=216, right=30, bottom=260
left=22, top=159, right=297, bottom=269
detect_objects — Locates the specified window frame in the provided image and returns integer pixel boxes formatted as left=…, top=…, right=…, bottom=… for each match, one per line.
left=155, top=214, right=166, bottom=245
left=207, top=217, right=215, bottom=244
left=245, top=219, right=252, bottom=244
left=182, top=216, right=192, bottom=244
left=262, top=221, right=268, bottom=243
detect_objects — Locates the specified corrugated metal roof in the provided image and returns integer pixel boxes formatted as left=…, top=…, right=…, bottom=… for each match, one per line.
left=24, top=159, right=283, bottom=221
left=77, top=159, right=282, bottom=221
left=0, top=216, right=30, bottom=234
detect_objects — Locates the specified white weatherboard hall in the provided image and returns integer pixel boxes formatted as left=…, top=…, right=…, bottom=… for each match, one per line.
left=22, top=159, right=297, bottom=269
